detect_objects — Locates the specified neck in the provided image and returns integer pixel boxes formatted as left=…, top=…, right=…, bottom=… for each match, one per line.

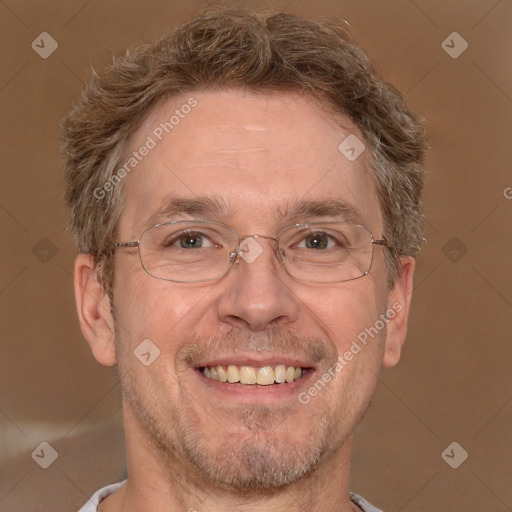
left=100, top=405, right=359, bottom=512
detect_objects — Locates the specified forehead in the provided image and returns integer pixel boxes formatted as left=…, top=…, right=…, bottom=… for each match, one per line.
left=118, top=89, right=382, bottom=236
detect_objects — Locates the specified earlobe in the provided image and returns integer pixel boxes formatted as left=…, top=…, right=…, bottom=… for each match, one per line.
left=382, top=256, right=415, bottom=367
left=74, top=254, right=117, bottom=366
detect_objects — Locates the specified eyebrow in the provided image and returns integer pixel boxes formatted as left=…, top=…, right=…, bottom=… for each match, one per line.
left=277, top=198, right=366, bottom=225
left=141, top=195, right=367, bottom=231
left=142, top=195, right=230, bottom=230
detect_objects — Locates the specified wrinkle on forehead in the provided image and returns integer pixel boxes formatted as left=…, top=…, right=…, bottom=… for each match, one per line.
left=120, top=90, right=383, bottom=239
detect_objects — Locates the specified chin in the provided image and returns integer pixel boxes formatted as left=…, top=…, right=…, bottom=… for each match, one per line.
left=182, top=432, right=326, bottom=492
left=173, top=405, right=343, bottom=493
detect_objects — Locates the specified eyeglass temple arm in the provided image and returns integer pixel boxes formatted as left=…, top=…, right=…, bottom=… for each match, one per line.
left=112, top=241, right=140, bottom=249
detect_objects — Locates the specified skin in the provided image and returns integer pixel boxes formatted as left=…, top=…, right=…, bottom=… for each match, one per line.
left=74, top=89, right=415, bottom=512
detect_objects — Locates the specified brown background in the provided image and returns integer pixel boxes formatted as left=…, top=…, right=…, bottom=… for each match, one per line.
left=0, top=1, right=511, bottom=511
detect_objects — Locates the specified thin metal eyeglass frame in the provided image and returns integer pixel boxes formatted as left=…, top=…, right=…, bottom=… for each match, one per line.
left=111, top=220, right=390, bottom=284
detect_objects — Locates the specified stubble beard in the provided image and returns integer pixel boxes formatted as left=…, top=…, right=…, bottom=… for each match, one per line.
left=120, top=366, right=344, bottom=493
left=115, top=326, right=379, bottom=494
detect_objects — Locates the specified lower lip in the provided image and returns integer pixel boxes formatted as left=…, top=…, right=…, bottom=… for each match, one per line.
left=194, top=369, right=316, bottom=404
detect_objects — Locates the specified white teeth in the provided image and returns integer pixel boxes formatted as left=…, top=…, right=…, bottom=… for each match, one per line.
left=217, top=365, right=228, bottom=382
left=256, top=366, right=275, bottom=385
left=240, top=366, right=257, bottom=384
left=202, top=364, right=306, bottom=385
left=274, top=365, right=286, bottom=383
left=227, top=365, right=240, bottom=383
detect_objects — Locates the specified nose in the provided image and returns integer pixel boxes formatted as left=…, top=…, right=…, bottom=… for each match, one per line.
left=215, top=237, right=300, bottom=331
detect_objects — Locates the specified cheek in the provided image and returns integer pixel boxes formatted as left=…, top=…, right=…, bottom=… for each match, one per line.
left=300, top=280, right=385, bottom=353
left=113, top=271, right=217, bottom=352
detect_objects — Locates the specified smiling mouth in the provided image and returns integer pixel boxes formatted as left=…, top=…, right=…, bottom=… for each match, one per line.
left=200, top=364, right=309, bottom=385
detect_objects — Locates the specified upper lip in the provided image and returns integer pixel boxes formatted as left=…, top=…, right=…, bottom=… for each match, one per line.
left=194, top=354, right=316, bottom=369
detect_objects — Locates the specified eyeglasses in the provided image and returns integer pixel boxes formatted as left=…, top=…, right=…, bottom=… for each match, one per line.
left=111, top=220, right=389, bottom=284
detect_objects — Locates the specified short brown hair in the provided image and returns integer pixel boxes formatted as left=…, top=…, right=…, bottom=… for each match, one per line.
left=61, top=7, right=428, bottom=291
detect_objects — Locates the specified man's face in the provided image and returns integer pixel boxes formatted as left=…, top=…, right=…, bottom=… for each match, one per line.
left=111, top=89, right=395, bottom=490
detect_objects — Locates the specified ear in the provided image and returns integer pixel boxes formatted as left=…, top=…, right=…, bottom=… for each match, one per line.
left=382, top=256, right=415, bottom=367
left=74, top=254, right=116, bottom=366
